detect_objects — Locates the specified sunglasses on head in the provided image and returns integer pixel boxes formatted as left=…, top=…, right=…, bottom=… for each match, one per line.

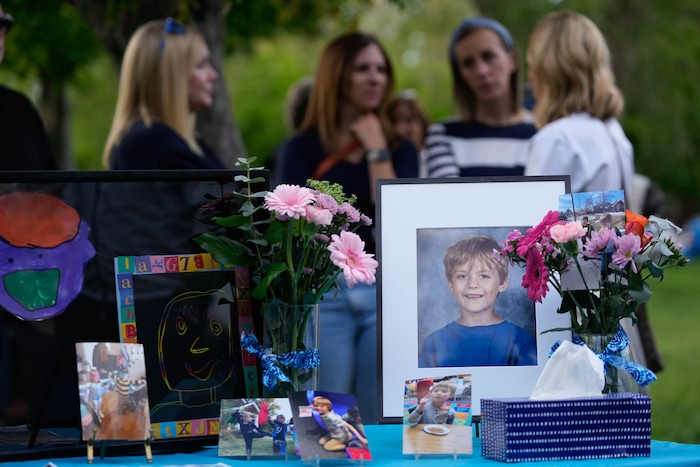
left=0, top=13, right=13, bottom=34
left=159, top=17, right=185, bottom=53
left=164, top=17, right=185, bottom=35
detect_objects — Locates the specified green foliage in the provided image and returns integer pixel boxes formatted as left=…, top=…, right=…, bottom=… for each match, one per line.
left=2, top=0, right=101, bottom=83
left=648, top=258, right=700, bottom=443
left=68, top=55, right=119, bottom=169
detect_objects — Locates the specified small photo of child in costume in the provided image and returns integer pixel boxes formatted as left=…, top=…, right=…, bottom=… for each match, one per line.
left=74, top=342, right=150, bottom=442
left=289, top=390, right=372, bottom=461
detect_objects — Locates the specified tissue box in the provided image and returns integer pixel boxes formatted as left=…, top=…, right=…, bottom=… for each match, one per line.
left=481, top=393, right=651, bottom=463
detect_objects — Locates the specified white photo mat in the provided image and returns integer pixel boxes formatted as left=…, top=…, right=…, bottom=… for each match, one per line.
left=376, top=176, right=572, bottom=422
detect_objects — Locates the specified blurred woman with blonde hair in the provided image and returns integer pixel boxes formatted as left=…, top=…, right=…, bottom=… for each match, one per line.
left=525, top=11, right=651, bottom=373
left=524, top=11, right=634, bottom=195
left=103, top=18, right=224, bottom=169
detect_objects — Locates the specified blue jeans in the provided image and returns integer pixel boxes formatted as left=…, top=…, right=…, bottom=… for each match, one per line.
left=319, top=277, right=377, bottom=424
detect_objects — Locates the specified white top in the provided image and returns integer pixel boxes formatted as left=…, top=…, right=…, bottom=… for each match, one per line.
left=525, top=113, right=634, bottom=195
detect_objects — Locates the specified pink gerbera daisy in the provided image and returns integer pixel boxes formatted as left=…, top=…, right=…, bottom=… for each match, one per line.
left=613, top=234, right=642, bottom=272
left=264, top=184, right=315, bottom=219
left=517, top=211, right=562, bottom=257
left=522, top=247, right=550, bottom=303
left=328, top=231, right=378, bottom=288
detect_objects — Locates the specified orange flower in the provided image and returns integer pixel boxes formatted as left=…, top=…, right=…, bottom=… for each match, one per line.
left=625, top=209, right=651, bottom=247
left=626, top=209, right=648, bottom=227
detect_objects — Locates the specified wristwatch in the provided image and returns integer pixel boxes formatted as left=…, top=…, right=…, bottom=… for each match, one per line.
left=366, top=148, right=391, bottom=163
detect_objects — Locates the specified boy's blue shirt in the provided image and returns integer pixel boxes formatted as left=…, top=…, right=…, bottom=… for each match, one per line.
left=419, top=320, right=537, bottom=367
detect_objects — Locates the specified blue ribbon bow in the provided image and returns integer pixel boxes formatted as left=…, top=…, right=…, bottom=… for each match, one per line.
left=240, top=333, right=320, bottom=391
left=550, top=327, right=657, bottom=387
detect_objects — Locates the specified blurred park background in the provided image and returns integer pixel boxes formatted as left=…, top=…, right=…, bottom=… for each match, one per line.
left=1, top=0, right=698, bottom=444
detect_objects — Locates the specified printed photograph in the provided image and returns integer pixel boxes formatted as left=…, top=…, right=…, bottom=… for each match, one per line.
left=218, top=398, right=295, bottom=458
left=75, top=342, right=150, bottom=441
left=416, top=227, right=536, bottom=368
left=402, top=374, right=473, bottom=455
left=558, top=190, right=626, bottom=290
left=288, top=390, right=371, bottom=461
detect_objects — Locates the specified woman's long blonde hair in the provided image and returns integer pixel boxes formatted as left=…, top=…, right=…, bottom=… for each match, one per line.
left=528, top=11, right=624, bottom=128
left=102, top=19, right=204, bottom=166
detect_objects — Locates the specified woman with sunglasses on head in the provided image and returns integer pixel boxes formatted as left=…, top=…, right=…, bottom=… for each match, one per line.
left=0, top=3, right=57, bottom=170
left=102, top=18, right=224, bottom=169
left=276, top=32, right=418, bottom=423
left=56, top=19, right=227, bottom=366
left=425, top=17, right=536, bottom=179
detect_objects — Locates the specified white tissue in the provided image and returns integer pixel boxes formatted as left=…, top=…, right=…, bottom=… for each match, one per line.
left=530, top=340, right=605, bottom=400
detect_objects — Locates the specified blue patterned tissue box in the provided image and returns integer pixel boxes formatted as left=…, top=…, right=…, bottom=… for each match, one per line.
left=481, top=393, right=651, bottom=463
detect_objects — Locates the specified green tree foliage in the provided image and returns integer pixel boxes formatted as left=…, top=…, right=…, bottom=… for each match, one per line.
left=2, top=0, right=100, bottom=83
left=1, top=0, right=101, bottom=168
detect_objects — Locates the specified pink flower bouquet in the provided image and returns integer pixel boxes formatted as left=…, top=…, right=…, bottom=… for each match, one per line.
left=195, top=158, right=378, bottom=392
left=501, top=209, right=689, bottom=336
left=196, top=158, right=377, bottom=306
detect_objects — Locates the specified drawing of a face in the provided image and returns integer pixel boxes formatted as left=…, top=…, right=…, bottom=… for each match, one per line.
left=157, top=283, right=234, bottom=392
left=0, top=192, right=96, bottom=320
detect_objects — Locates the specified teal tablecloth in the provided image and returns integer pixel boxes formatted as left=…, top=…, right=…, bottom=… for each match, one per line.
left=3, top=424, right=700, bottom=466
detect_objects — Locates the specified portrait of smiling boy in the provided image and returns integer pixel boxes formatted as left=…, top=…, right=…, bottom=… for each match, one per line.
left=418, top=234, right=536, bottom=367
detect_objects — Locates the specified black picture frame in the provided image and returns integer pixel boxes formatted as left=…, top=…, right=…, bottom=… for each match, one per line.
left=0, top=170, right=268, bottom=458
left=376, top=176, right=572, bottom=423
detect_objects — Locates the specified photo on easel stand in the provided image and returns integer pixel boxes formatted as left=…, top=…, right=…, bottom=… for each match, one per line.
left=402, top=374, right=473, bottom=456
left=288, top=390, right=371, bottom=462
left=75, top=342, right=152, bottom=461
left=218, top=398, right=295, bottom=458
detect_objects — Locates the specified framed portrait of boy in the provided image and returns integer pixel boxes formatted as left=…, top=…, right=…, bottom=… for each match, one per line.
left=376, top=176, right=572, bottom=423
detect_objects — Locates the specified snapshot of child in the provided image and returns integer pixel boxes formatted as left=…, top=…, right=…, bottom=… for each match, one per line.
left=419, top=235, right=537, bottom=367
left=226, top=408, right=271, bottom=457
left=312, top=396, right=367, bottom=452
left=406, top=381, right=456, bottom=425
left=268, top=414, right=291, bottom=455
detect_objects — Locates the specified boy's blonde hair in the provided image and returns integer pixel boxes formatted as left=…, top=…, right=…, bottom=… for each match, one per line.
left=312, top=395, right=333, bottom=410
left=431, top=381, right=457, bottom=397
left=102, top=19, right=205, bottom=166
left=527, top=11, right=623, bottom=128
left=443, top=235, right=508, bottom=283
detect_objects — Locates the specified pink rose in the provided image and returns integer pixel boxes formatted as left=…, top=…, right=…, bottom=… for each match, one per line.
left=550, top=222, right=587, bottom=243
left=305, top=205, right=333, bottom=226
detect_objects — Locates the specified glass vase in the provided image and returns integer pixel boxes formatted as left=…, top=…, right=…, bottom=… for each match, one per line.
left=578, top=333, right=641, bottom=394
left=262, top=303, right=320, bottom=398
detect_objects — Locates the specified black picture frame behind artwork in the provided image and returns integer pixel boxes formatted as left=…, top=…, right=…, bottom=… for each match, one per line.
left=376, top=176, right=572, bottom=423
left=0, top=170, right=268, bottom=458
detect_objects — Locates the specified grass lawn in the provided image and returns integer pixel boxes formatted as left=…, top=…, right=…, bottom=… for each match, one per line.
left=647, top=257, right=700, bottom=443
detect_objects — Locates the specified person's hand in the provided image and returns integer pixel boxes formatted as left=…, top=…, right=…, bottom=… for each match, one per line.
left=350, top=113, right=387, bottom=151
left=417, top=394, right=431, bottom=412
